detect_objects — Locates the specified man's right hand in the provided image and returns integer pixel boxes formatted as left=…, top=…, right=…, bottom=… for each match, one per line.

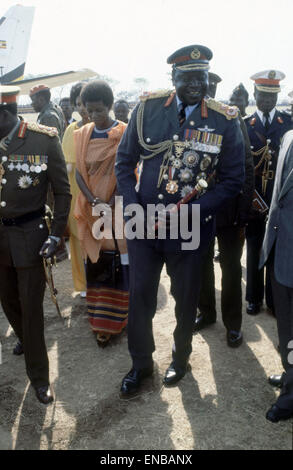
left=40, top=237, right=60, bottom=259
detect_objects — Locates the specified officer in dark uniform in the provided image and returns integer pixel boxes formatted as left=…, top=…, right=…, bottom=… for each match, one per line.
left=245, top=71, right=293, bottom=315
left=115, top=45, right=245, bottom=397
left=0, top=85, right=71, bottom=404
left=30, top=84, right=66, bottom=139
left=194, top=79, right=254, bottom=347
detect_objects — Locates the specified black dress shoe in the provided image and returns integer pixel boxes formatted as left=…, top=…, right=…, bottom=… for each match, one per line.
left=35, top=386, right=54, bottom=405
left=246, top=302, right=262, bottom=315
left=13, top=341, right=24, bottom=356
left=120, top=367, right=153, bottom=397
left=266, top=404, right=293, bottom=423
left=227, top=330, right=243, bottom=348
left=193, top=314, right=216, bottom=333
left=268, top=375, right=283, bottom=389
left=163, top=362, right=188, bottom=387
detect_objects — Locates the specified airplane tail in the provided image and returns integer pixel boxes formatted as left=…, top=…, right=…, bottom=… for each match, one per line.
left=0, top=5, right=35, bottom=84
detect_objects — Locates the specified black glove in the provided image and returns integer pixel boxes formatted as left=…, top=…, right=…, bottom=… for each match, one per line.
left=39, top=237, right=60, bottom=259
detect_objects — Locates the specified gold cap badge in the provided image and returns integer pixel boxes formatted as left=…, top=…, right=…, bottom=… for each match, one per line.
left=190, top=48, right=201, bottom=60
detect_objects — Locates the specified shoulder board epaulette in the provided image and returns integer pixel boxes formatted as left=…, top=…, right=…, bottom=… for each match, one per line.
left=206, top=98, right=239, bottom=120
left=27, top=122, right=58, bottom=137
left=245, top=115, right=256, bottom=126
left=140, top=89, right=173, bottom=102
left=278, top=109, right=292, bottom=120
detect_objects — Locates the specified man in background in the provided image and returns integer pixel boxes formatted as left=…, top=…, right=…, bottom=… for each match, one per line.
left=260, top=129, right=293, bottom=423
left=30, top=84, right=66, bottom=139
left=114, top=100, right=130, bottom=123
left=245, top=71, right=293, bottom=316
left=60, top=97, right=76, bottom=128
left=194, top=78, right=254, bottom=347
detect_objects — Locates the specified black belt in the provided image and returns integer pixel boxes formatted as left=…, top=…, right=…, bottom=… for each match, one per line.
left=0, top=207, right=46, bottom=226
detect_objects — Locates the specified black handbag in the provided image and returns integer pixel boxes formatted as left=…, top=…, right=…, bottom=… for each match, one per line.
left=86, top=230, right=121, bottom=285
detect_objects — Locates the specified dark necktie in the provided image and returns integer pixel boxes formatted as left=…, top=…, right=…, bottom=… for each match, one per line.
left=264, top=112, right=270, bottom=132
left=178, top=103, right=187, bottom=127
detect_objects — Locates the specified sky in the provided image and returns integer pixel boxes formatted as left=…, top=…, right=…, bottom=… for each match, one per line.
left=2, top=0, right=293, bottom=101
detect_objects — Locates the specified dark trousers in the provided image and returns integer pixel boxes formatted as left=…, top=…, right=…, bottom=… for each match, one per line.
left=246, top=217, right=274, bottom=309
left=0, top=264, right=49, bottom=388
left=198, top=225, right=244, bottom=332
left=127, top=239, right=204, bottom=370
left=268, top=258, right=293, bottom=409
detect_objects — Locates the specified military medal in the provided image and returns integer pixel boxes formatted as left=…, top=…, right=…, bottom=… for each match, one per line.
left=35, top=166, right=42, bottom=174
left=22, top=163, right=29, bottom=172
left=200, top=155, right=212, bottom=171
left=30, top=165, right=36, bottom=172
left=18, top=175, right=33, bottom=189
left=166, top=166, right=179, bottom=194
left=174, top=142, right=185, bottom=159
left=172, top=158, right=183, bottom=170
left=180, top=185, right=193, bottom=198
left=166, top=180, right=179, bottom=194
left=179, top=168, right=194, bottom=183
left=41, top=163, right=47, bottom=171
left=183, top=151, right=199, bottom=168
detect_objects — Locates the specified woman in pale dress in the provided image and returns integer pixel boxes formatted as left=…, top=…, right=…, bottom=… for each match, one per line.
left=74, top=81, right=129, bottom=347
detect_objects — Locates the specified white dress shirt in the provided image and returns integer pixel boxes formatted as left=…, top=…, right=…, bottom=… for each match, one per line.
left=256, top=108, right=276, bottom=126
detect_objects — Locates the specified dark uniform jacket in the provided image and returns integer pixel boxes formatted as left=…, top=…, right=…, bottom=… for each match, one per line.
left=216, top=115, right=255, bottom=227
left=245, top=109, right=293, bottom=207
left=0, top=121, right=71, bottom=267
left=115, top=91, right=245, bottom=251
left=37, top=102, right=66, bottom=139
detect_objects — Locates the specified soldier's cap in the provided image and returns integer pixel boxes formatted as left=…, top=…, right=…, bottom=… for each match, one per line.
left=250, top=70, right=285, bottom=93
left=0, top=85, right=20, bottom=107
left=29, top=84, right=50, bottom=97
left=209, top=73, right=222, bottom=85
left=167, top=45, right=213, bottom=72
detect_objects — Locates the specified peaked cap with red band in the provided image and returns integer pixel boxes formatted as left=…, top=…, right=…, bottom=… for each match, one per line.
left=251, top=70, right=285, bottom=93
left=29, top=84, right=50, bottom=97
left=0, top=85, right=20, bottom=107
left=167, top=44, right=213, bottom=72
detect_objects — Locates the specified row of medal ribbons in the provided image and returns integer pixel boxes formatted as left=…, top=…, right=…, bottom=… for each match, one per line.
left=6, top=155, right=48, bottom=174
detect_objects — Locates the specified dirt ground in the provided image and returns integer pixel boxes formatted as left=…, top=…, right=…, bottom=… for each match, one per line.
left=0, top=246, right=292, bottom=451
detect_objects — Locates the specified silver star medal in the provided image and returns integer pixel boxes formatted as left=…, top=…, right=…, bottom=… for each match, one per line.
left=180, top=185, right=193, bottom=198
left=179, top=168, right=194, bottom=183
left=18, top=175, right=33, bottom=189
